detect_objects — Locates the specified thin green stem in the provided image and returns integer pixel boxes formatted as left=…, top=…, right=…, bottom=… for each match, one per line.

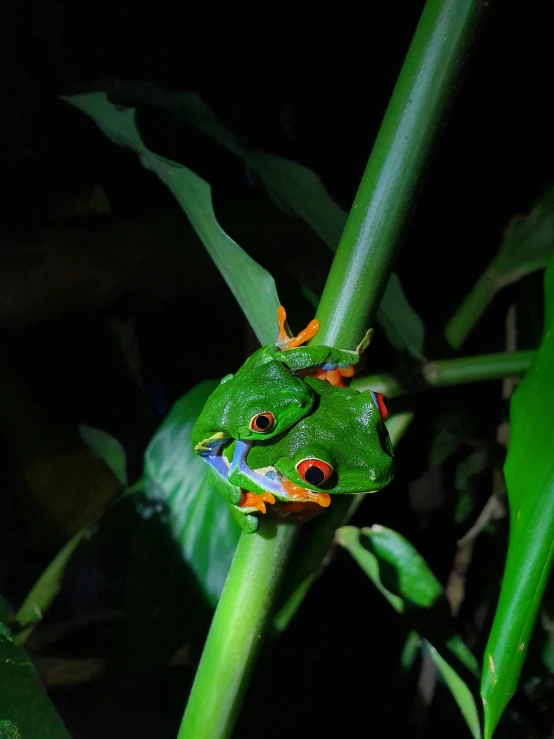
left=178, top=519, right=298, bottom=739
left=313, top=0, right=488, bottom=350
left=445, top=271, right=501, bottom=349
left=352, top=350, right=534, bottom=397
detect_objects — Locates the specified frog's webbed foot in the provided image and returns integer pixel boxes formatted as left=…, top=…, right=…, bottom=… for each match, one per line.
left=227, top=491, right=276, bottom=534
left=281, top=478, right=331, bottom=508
left=276, top=306, right=319, bottom=350
left=309, top=365, right=356, bottom=388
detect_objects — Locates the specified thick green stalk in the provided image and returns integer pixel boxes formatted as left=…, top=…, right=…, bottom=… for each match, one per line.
left=313, top=0, right=487, bottom=350
left=178, top=519, right=298, bottom=739
left=279, top=0, right=489, bottom=637
left=353, top=350, right=534, bottom=397
left=180, top=2, right=488, bottom=736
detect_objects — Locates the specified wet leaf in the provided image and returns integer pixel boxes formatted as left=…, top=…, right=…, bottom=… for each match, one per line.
left=338, top=525, right=481, bottom=738
left=90, top=82, right=425, bottom=357
left=0, top=625, right=70, bottom=737
left=62, top=92, right=280, bottom=346
left=142, top=381, right=240, bottom=606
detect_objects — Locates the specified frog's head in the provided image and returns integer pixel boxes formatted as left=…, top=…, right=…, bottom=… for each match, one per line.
left=257, top=378, right=394, bottom=495
left=225, top=359, right=316, bottom=442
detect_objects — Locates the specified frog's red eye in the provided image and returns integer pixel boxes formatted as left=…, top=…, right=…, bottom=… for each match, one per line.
left=250, top=412, right=275, bottom=432
left=371, top=391, right=390, bottom=421
left=296, top=458, right=333, bottom=486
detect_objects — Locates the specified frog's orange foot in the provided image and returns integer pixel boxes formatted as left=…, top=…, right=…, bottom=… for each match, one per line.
left=276, top=306, right=319, bottom=350
left=239, top=491, right=276, bottom=514
left=310, top=365, right=356, bottom=388
left=281, top=478, right=331, bottom=508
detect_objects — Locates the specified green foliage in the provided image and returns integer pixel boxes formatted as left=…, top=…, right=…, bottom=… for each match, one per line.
left=491, top=187, right=554, bottom=287
left=337, top=525, right=481, bottom=739
left=78, top=424, right=128, bottom=486
left=15, top=527, right=91, bottom=645
left=141, top=381, right=240, bottom=606
left=0, top=625, right=69, bottom=738
left=92, top=81, right=425, bottom=357
left=62, top=92, right=280, bottom=346
left=481, top=256, right=554, bottom=737
left=446, top=186, right=554, bottom=348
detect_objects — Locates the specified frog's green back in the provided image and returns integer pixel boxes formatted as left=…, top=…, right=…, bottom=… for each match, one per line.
left=246, top=377, right=394, bottom=495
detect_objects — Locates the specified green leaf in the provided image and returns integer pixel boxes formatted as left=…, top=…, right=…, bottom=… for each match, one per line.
left=92, top=82, right=424, bottom=357
left=426, top=642, right=482, bottom=739
left=481, top=255, right=554, bottom=737
left=0, top=625, right=70, bottom=737
left=142, top=381, right=240, bottom=606
left=62, top=92, right=280, bottom=346
left=428, top=410, right=474, bottom=468
left=337, top=525, right=481, bottom=738
left=400, top=630, right=422, bottom=672
left=490, top=187, right=554, bottom=287
left=446, top=187, right=554, bottom=349
left=376, top=274, right=425, bottom=357
left=78, top=424, right=127, bottom=485
left=15, top=526, right=92, bottom=644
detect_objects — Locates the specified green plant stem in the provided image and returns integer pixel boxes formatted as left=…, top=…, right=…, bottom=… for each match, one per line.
left=353, top=350, right=534, bottom=397
left=313, top=0, right=487, bottom=350
left=178, top=518, right=298, bottom=739
left=445, top=271, right=501, bottom=349
left=180, top=2, right=488, bottom=736
left=280, top=0, right=489, bottom=638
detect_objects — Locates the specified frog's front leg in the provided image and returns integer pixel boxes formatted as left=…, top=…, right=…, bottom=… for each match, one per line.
left=229, top=440, right=288, bottom=497
left=208, top=467, right=271, bottom=533
left=229, top=440, right=331, bottom=509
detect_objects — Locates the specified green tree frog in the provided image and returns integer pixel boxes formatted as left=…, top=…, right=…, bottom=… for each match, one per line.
left=198, top=377, right=393, bottom=532
left=191, top=306, right=372, bottom=490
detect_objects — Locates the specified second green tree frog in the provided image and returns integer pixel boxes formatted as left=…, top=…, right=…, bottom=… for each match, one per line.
left=215, top=377, right=394, bottom=531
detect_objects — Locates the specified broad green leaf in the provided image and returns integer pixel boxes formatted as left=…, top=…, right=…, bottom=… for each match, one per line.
left=92, top=82, right=425, bottom=357
left=446, top=187, right=554, bottom=349
left=62, top=92, right=280, bottom=346
left=0, top=625, right=70, bottom=737
left=142, top=381, right=240, bottom=606
left=78, top=424, right=128, bottom=485
left=481, top=256, right=554, bottom=737
left=337, top=525, right=481, bottom=738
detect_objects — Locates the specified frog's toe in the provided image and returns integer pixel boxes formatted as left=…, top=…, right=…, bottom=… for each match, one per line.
left=229, top=504, right=259, bottom=533
left=281, top=478, right=331, bottom=508
left=239, top=491, right=276, bottom=514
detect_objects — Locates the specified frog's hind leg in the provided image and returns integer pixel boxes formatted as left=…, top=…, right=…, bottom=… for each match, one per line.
left=276, top=306, right=320, bottom=350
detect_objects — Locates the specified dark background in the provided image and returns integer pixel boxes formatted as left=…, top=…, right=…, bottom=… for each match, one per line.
left=1, top=1, right=553, bottom=737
